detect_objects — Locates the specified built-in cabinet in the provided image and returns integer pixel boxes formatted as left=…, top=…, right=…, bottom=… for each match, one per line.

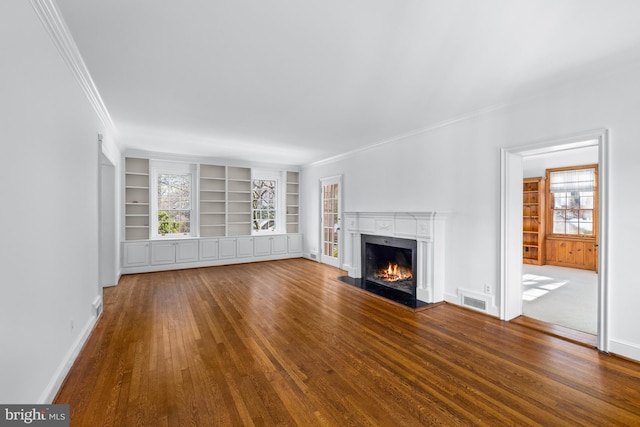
left=123, top=156, right=303, bottom=273
left=287, top=234, right=303, bottom=254
left=122, top=234, right=302, bottom=273
left=254, top=235, right=287, bottom=257
left=545, top=237, right=597, bottom=271
left=523, top=178, right=545, bottom=265
left=125, top=158, right=150, bottom=241
left=151, top=240, right=198, bottom=265
left=123, top=241, right=149, bottom=267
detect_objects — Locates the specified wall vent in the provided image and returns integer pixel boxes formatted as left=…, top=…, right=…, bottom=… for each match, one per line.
left=92, top=297, right=103, bottom=318
left=309, top=253, right=317, bottom=260
left=462, top=294, right=488, bottom=311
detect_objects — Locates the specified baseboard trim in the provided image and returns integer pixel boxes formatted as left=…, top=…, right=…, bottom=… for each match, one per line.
left=609, top=338, right=640, bottom=363
left=38, top=312, right=99, bottom=403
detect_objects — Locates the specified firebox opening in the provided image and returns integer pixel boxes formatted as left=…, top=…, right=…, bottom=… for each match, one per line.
left=362, top=234, right=417, bottom=297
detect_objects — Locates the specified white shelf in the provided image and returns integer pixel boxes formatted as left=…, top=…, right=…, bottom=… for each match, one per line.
left=125, top=157, right=150, bottom=241
left=286, top=171, right=299, bottom=234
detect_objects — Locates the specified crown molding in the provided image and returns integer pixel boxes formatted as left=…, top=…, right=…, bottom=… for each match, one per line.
left=29, top=0, right=117, bottom=136
left=304, top=102, right=508, bottom=169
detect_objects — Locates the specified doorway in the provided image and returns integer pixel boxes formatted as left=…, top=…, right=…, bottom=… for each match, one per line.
left=99, top=151, right=117, bottom=287
left=521, top=152, right=598, bottom=336
left=500, top=129, right=609, bottom=351
left=320, top=176, right=342, bottom=268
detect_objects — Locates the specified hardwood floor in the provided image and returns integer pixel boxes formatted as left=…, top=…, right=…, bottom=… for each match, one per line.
left=55, top=258, right=640, bottom=426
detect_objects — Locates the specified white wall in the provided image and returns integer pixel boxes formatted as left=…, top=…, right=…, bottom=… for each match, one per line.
left=0, top=1, right=110, bottom=403
left=301, top=54, right=640, bottom=362
left=523, top=146, right=598, bottom=178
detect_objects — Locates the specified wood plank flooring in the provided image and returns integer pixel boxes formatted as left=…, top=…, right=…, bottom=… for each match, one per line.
left=55, top=258, right=640, bottom=426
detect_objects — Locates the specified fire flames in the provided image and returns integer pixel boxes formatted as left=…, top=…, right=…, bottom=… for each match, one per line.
left=376, top=262, right=412, bottom=282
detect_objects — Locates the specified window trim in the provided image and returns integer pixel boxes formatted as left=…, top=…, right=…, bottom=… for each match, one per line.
left=545, top=164, right=598, bottom=240
left=149, top=161, right=198, bottom=239
left=251, top=169, right=286, bottom=235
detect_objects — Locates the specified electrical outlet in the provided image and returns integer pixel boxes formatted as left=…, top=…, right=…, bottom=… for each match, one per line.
left=484, top=284, right=492, bottom=294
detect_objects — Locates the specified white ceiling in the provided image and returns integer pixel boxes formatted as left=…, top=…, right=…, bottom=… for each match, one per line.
left=55, top=0, right=640, bottom=166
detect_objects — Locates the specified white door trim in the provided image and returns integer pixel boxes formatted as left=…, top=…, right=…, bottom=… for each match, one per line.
left=499, top=128, right=609, bottom=352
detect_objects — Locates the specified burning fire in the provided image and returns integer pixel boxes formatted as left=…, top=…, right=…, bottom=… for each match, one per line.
left=376, top=262, right=412, bottom=282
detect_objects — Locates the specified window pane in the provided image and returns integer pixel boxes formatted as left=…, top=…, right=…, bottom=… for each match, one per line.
left=554, top=196, right=567, bottom=209
left=580, top=195, right=594, bottom=209
left=553, top=221, right=565, bottom=234
left=579, top=210, right=593, bottom=236
left=567, top=194, right=580, bottom=208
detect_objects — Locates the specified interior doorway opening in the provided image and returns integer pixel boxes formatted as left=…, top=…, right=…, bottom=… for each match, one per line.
left=500, top=129, right=609, bottom=352
left=521, top=150, right=599, bottom=337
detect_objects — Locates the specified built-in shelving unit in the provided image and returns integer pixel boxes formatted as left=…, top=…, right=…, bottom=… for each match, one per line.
left=199, top=164, right=226, bottom=237
left=523, top=177, right=545, bottom=265
left=125, top=157, right=150, bottom=240
left=123, top=158, right=301, bottom=241
left=227, top=166, right=252, bottom=236
left=286, top=171, right=300, bottom=233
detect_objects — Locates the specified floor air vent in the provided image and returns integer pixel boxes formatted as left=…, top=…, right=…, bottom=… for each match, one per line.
left=462, top=295, right=488, bottom=312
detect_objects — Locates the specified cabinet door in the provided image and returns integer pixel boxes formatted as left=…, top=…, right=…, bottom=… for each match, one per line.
left=176, top=240, right=198, bottom=263
left=237, top=237, right=253, bottom=257
left=254, top=236, right=271, bottom=257
left=200, top=239, right=219, bottom=261
left=271, top=235, right=287, bottom=255
left=151, top=241, right=176, bottom=265
left=219, top=238, right=237, bottom=259
left=288, top=234, right=303, bottom=254
left=123, top=242, right=149, bottom=267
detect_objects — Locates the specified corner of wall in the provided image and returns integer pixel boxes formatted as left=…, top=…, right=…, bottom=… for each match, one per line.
left=38, top=314, right=100, bottom=403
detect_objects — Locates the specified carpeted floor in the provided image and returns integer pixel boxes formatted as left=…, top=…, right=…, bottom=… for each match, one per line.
left=522, top=264, right=598, bottom=335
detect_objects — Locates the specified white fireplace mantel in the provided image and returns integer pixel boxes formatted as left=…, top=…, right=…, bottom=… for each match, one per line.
left=342, top=212, right=447, bottom=303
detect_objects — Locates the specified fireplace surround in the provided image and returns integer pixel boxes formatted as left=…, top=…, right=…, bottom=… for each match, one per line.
left=341, top=212, right=447, bottom=305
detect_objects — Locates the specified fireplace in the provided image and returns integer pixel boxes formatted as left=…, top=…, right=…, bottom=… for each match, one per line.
left=339, top=211, right=447, bottom=307
left=361, top=234, right=417, bottom=297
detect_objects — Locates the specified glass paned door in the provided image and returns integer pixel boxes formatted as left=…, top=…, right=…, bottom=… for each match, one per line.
left=320, top=177, right=341, bottom=268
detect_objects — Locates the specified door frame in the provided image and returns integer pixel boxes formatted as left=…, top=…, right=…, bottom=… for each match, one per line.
left=98, top=140, right=118, bottom=288
left=319, top=175, right=343, bottom=268
left=500, top=128, right=609, bottom=352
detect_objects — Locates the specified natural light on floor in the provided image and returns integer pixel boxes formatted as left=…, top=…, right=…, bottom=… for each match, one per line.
left=522, top=273, right=568, bottom=301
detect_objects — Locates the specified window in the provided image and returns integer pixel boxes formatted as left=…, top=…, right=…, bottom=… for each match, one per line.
left=150, top=161, right=197, bottom=238
left=547, top=165, right=597, bottom=236
left=252, top=179, right=277, bottom=232
left=251, top=169, right=285, bottom=234
left=158, top=173, right=191, bottom=235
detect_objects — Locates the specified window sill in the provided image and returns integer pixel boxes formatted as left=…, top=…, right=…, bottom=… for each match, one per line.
left=151, top=235, right=197, bottom=241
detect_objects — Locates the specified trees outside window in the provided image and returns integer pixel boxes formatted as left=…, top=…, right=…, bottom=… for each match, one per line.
left=150, top=161, right=196, bottom=238
left=157, top=173, right=191, bottom=235
left=252, top=179, right=276, bottom=232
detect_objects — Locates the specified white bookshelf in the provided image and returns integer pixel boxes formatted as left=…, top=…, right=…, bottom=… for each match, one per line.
left=125, top=157, right=150, bottom=240
left=200, top=164, right=226, bottom=237
left=286, top=171, right=299, bottom=233
left=227, top=166, right=252, bottom=236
